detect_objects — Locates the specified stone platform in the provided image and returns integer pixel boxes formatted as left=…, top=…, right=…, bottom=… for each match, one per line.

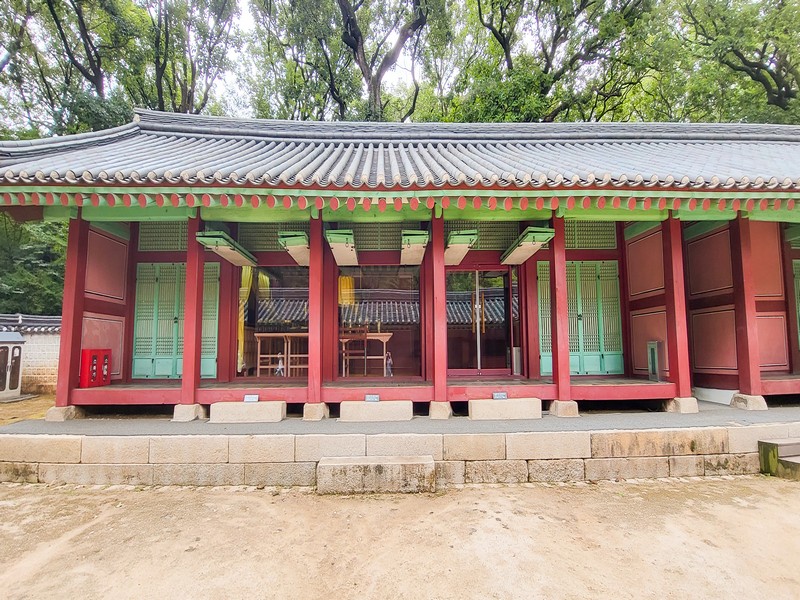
left=2, top=418, right=799, bottom=490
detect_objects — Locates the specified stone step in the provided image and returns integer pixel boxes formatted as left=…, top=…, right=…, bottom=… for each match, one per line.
left=777, top=456, right=800, bottom=481
left=758, top=438, right=800, bottom=478
left=316, top=455, right=435, bottom=494
left=338, top=400, right=413, bottom=422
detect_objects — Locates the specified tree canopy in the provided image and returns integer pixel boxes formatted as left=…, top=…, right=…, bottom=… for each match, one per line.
left=1, top=0, right=798, bottom=133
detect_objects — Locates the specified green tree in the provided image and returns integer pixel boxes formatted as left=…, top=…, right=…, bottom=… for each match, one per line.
left=0, top=214, right=67, bottom=315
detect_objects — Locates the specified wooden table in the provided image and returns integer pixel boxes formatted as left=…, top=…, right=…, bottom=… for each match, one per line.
left=255, top=332, right=309, bottom=377
left=339, top=332, right=394, bottom=377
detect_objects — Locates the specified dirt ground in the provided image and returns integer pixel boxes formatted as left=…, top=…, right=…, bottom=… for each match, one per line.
left=0, top=477, right=798, bottom=599
left=0, top=395, right=54, bottom=426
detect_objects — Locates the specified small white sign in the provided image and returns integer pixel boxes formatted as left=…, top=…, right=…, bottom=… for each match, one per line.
left=365, top=394, right=380, bottom=402
left=243, top=394, right=259, bottom=403
left=492, top=391, right=508, bottom=400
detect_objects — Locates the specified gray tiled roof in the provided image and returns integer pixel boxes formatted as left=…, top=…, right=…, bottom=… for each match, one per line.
left=256, top=290, right=518, bottom=327
left=2, top=110, right=800, bottom=190
left=0, top=314, right=61, bottom=333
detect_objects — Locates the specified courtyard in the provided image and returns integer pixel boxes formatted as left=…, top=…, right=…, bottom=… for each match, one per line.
left=0, top=476, right=797, bottom=599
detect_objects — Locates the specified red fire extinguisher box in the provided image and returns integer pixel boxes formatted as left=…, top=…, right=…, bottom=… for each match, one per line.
left=79, top=349, right=112, bottom=388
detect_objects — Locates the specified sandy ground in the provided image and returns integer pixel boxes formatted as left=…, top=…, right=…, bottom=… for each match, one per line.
left=0, top=477, right=798, bottom=599
left=0, top=395, right=53, bottom=426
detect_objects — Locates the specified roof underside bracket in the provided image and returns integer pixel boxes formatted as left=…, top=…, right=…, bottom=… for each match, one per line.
left=325, top=229, right=358, bottom=266
left=196, top=230, right=256, bottom=267
left=500, top=227, right=555, bottom=265
left=444, top=230, right=478, bottom=266
left=400, top=230, right=430, bottom=265
left=278, top=231, right=311, bottom=266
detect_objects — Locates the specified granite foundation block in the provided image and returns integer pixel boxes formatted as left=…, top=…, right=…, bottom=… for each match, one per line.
left=294, top=434, right=366, bottom=462
left=0, top=461, right=39, bottom=483
left=527, top=459, right=585, bottom=482
left=435, top=461, right=466, bottom=489
left=366, top=434, right=443, bottom=460
left=584, top=457, right=670, bottom=480
left=506, top=432, right=591, bottom=460
left=38, top=463, right=154, bottom=486
left=703, top=453, right=760, bottom=476
left=81, top=436, right=150, bottom=464
left=727, top=424, right=790, bottom=454
left=148, top=436, right=229, bottom=464
left=669, top=455, right=705, bottom=477
left=228, top=435, right=295, bottom=463
left=244, top=462, right=316, bottom=487
left=590, top=428, right=728, bottom=458
left=0, top=434, right=82, bottom=464
left=152, top=464, right=245, bottom=486
left=443, top=434, right=505, bottom=461
left=465, top=460, right=528, bottom=484
left=316, top=456, right=435, bottom=494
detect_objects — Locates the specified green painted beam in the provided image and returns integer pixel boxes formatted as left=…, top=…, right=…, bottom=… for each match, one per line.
left=90, top=221, right=131, bottom=240
left=684, top=221, right=728, bottom=241
left=784, top=224, right=800, bottom=242
left=562, top=207, right=667, bottom=222
left=746, top=210, right=800, bottom=224
left=623, top=221, right=660, bottom=240
left=82, top=206, right=196, bottom=221
left=201, top=206, right=309, bottom=222
left=42, top=206, right=77, bottom=221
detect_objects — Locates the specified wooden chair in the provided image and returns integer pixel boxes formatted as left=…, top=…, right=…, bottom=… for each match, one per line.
left=341, top=325, right=368, bottom=376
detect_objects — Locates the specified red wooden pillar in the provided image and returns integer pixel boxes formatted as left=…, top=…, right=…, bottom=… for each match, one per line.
left=217, top=258, right=235, bottom=383
left=180, top=216, right=204, bottom=405
left=122, top=223, right=139, bottom=383
left=662, top=216, right=693, bottom=398
left=431, top=215, right=448, bottom=402
left=780, top=227, right=800, bottom=373
left=522, top=258, right=540, bottom=380
left=730, top=216, right=762, bottom=396
left=56, top=214, right=90, bottom=407
left=307, top=217, right=324, bottom=403
left=550, top=216, right=571, bottom=401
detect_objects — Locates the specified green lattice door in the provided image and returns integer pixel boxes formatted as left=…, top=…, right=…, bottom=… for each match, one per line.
left=537, top=261, right=623, bottom=376
left=133, top=262, right=219, bottom=379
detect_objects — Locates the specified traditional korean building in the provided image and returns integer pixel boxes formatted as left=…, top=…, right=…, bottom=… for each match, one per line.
left=2, top=111, right=799, bottom=420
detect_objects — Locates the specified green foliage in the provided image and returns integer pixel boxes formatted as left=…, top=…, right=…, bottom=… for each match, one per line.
left=0, top=214, right=67, bottom=315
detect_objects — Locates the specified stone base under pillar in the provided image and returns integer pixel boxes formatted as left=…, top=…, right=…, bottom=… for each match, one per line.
left=172, top=404, right=208, bottom=422
left=338, top=400, right=413, bottom=422
left=468, top=398, right=542, bottom=420
left=429, top=401, right=452, bottom=420
left=663, top=397, right=699, bottom=414
left=549, top=400, right=579, bottom=417
left=303, top=403, right=329, bottom=421
left=45, top=406, right=85, bottom=422
left=730, top=393, right=768, bottom=411
left=209, top=401, right=286, bottom=423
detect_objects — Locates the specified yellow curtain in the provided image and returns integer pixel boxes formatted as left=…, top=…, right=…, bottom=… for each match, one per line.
left=237, top=266, right=253, bottom=372
left=338, top=275, right=355, bottom=305
left=257, top=270, right=271, bottom=300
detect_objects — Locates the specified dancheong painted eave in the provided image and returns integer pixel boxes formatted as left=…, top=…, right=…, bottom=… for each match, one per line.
left=2, top=110, right=800, bottom=191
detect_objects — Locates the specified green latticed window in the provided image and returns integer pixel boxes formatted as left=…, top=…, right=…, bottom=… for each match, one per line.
left=445, top=220, right=520, bottom=250
left=238, top=222, right=310, bottom=252
left=138, top=222, right=187, bottom=252
left=564, top=221, right=617, bottom=249
left=350, top=222, right=412, bottom=250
